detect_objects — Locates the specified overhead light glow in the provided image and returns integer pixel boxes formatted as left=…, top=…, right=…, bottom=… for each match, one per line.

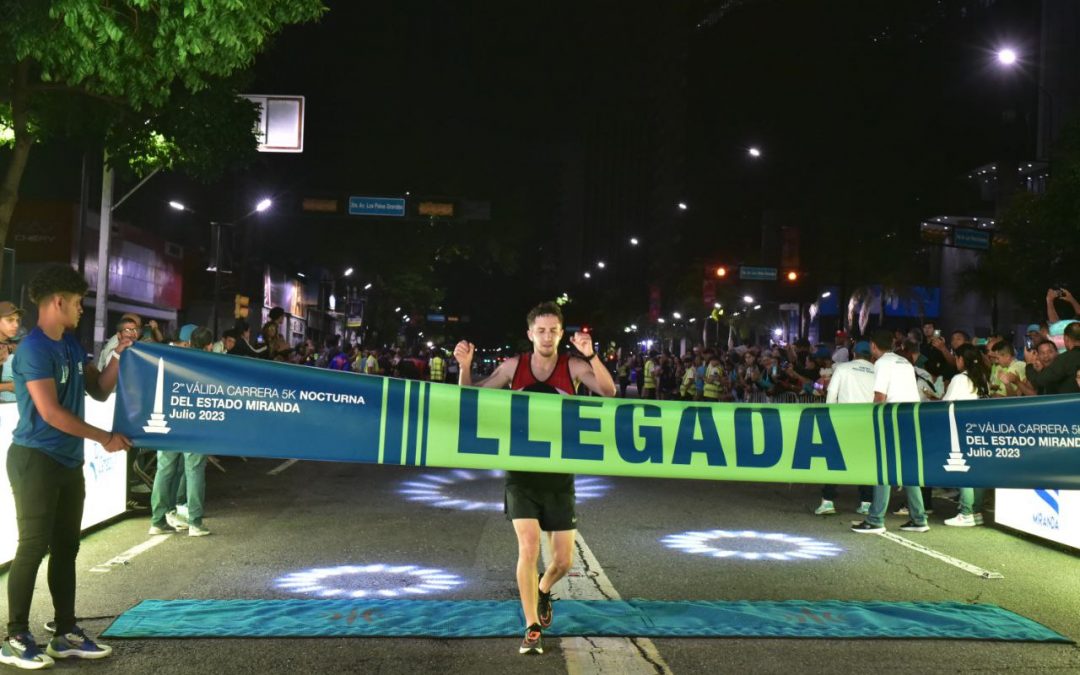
left=344, top=268, right=354, bottom=277
left=168, top=200, right=186, bottom=211
left=743, top=295, right=754, bottom=303
left=275, top=564, right=465, bottom=598
left=364, top=283, right=373, bottom=290
left=630, top=237, right=639, bottom=245
left=597, top=261, right=606, bottom=269
left=821, top=291, right=831, bottom=299
left=398, top=470, right=611, bottom=511
left=996, top=47, right=1018, bottom=66
left=677, top=202, right=688, bottom=211
left=255, top=198, right=272, bottom=212
left=584, top=272, right=592, bottom=279
left=658, top=318, right=666, bottom=324
left=773, top=328, right=783, bottom=337
left=672, top=312, right=682, bottom=319
left=661, top=529, right=843, bottom=562
left=748, top=146, right=762, bottom=158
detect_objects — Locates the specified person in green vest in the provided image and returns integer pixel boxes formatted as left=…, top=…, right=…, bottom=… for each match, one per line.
left=641, top=352, right=658, bottom=400
left=702, top=354, right=722, bottom=401
left=429, top=349, right=446, bottom=382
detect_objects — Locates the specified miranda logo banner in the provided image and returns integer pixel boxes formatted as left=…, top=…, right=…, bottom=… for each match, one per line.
left=114, top=343, right=1080, bottom=489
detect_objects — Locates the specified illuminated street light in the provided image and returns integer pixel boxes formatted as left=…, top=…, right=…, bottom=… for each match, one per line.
left=677, top=202, right=688, bottom=211
left=996, top=47, right=1018, bottom=66
left=394, top=307, right=401, bottom=313
left=821, top=291, right=832, bottom=299
left=743, top=295, right=754, bottom=304
left=344, top=268, right=354, bottom=277
left=748, top=146, right=762, bottom=158
left=584, top=271, right=592, bottom=279
left=597, top=261, right=606, bottom=269
left=364, top=283, right=372, bottom=290
left=754, top=304, right=761, bottom=310
left=168, top=200, right=186, bottom=211
left=630, top=324, right=638, bottom=331
left=630, top=237, right=639, bottom=245
left=658, top=318, right=666, bottom=324
left=672, top=312, right=682, bottom=320
left=255, top=198, right=273, bottom=212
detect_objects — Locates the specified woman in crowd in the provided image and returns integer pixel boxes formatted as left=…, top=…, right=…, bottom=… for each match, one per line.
left=943, top=344, right=992, bottom=528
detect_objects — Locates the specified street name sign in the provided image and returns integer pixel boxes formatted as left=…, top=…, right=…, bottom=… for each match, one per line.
left=348, top=196, right=406, bottom=217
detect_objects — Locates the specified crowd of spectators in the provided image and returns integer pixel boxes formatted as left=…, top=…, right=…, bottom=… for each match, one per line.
left=611, top=287, right=1080, bottom=403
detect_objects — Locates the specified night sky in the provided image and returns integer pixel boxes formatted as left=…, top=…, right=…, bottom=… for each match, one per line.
left=112, top=0, right=1046, bottom=346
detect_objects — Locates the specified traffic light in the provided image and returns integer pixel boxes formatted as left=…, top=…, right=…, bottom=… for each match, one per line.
left=234, top=294, right=250, bottom=319
left=706, top=264, right=730, bottom=279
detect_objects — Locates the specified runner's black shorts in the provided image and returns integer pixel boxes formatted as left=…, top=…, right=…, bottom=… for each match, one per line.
left=504, top=485, right=577, bottom=531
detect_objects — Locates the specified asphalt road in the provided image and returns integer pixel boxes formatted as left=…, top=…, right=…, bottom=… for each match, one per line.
left=5, top=456, right=1080, bottom=674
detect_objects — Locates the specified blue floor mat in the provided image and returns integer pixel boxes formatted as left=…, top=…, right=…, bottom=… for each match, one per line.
left=102, top=599, right=1070, bottom=642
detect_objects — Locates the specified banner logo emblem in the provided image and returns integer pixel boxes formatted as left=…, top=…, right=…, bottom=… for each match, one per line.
left=943, top=404, right=970, bottom=473
left=142, top=357, right=172, bottom=435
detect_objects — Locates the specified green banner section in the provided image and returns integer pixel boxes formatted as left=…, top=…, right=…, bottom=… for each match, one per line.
left=116, top=343, right=1080, bottom=489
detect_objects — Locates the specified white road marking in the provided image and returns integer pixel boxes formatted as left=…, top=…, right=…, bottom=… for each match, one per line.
left=878, top=531, right=1004, bottom=579
left=90, top=535, right=172, bottom=573
left=542, top=533, right=672, bottom=674
left=268, top=459, right=299, bottom=475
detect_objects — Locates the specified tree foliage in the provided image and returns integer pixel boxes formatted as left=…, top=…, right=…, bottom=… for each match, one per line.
left=0, top=0, right=326, bottom=275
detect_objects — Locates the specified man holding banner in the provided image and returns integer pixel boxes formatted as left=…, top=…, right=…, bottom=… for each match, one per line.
left=3, top=265, right=130, bottom=670
left=454, top=301, right=616, bottom=655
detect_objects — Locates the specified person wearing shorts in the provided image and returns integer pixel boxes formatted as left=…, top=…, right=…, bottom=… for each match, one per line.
left=454, top=301, right=615, bottom=655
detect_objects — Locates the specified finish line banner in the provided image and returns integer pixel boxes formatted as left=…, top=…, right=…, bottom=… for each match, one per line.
left=114, top=343, right=1080, bottom=489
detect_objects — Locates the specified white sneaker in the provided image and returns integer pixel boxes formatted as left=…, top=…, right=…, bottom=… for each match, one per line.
left=944, top=513, right=983, bottom=527
left=188, top=523, right=211, bottom=537
left=814, top=500, right=836, bottom=515
left=176, top=504, right=189, bottom=519
left=856, top=501, right=871, bottom=515
left=165, top=510, right=188, bottom=531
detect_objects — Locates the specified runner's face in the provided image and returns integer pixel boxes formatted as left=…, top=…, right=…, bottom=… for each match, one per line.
left=527, top=314, right=562, bottom=357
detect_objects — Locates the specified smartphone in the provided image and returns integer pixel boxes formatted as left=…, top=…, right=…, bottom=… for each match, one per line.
left=933, top=329, right=942, bottom=338
left=813, top=382, right=824, bottom=392
left=1025, top=337, right=1034, bottom=351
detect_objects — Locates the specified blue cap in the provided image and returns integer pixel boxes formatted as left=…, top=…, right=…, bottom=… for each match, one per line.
left=178, top=324, right=198, bottom=343
left=854, top=341, right=872, bottom=355
left=813, top=346, right=832, bottom=359
left=1026, top=324, right=1041, bottom=333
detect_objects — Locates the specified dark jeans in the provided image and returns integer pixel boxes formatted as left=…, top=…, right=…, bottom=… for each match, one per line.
left=6, top=444, right=84, bottom=636
left=821, top=484, right=873, bottom=503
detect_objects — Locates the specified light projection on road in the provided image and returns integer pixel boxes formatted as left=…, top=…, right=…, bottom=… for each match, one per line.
left=661, top=529, right=843, bottom=562
left=275, top=564, right=465, bottom=598
left=397, top=469, right=611, bottom=511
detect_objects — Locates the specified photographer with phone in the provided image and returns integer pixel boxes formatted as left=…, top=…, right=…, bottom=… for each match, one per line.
left=1024, top=321, right=1080, bottom=395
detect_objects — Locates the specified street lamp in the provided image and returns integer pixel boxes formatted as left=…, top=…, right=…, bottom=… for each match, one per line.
left=677, top=202, right=688, bottom=211
left=743, top=295, right=754, bottom=304
left=996, top=47, right=1018, bottom=66
left=344, top=267, right=354, bottom=277
left=168, top=197, right=272, bottom=336
left=748, top=146, right=762, bottom=158
left=629, top=237, right=639, bottom=245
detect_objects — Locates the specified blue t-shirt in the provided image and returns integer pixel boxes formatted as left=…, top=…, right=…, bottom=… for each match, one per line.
left=12, top=327, right=87, bottom=467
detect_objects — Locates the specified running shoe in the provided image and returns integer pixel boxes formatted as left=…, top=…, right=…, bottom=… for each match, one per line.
left=892, top=505, right=910, bottom=516
left=856, top=501, right=871, bottom=516
left=814, top=500, right=836, bottom=515
left=899, top=520, right=930, bottom=533
left=188, top=523, right=211, bottom=537
left=538, top=579, right=554, bottom=629
left=519, top=623, right=543, bottom=655
left=147, top=523, right=177, bottom=535
left=850, top=521, right=885, bottom=534
left=944, top=513, right=984, bottom=527
left=0, top=633, right=54, bottom=670
left=46, top=626, right=111, bottom=660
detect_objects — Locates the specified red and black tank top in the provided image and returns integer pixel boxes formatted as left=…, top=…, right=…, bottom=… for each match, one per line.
left=506, top=352, right=576, bottom=492
left=510, top=352, right=577, bottom=396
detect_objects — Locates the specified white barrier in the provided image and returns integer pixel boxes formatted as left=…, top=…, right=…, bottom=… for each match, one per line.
left=1, top=396, right=128, bottom=565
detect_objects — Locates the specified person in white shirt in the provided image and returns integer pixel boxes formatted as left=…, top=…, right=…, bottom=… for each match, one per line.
left=814, top=341, right=875, bottom=516
left=943, top=344, right=992, bottom=527
left=852, top=330, right=929, bottom=534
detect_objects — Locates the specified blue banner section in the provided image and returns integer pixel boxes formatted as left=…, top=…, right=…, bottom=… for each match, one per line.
left=104, top=599, right=1070, bottom=642
left=113, top=343, right=1080, bottom=489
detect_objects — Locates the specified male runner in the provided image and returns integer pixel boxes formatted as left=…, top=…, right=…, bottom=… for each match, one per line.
left=454, top=301, right=615, bottom=655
